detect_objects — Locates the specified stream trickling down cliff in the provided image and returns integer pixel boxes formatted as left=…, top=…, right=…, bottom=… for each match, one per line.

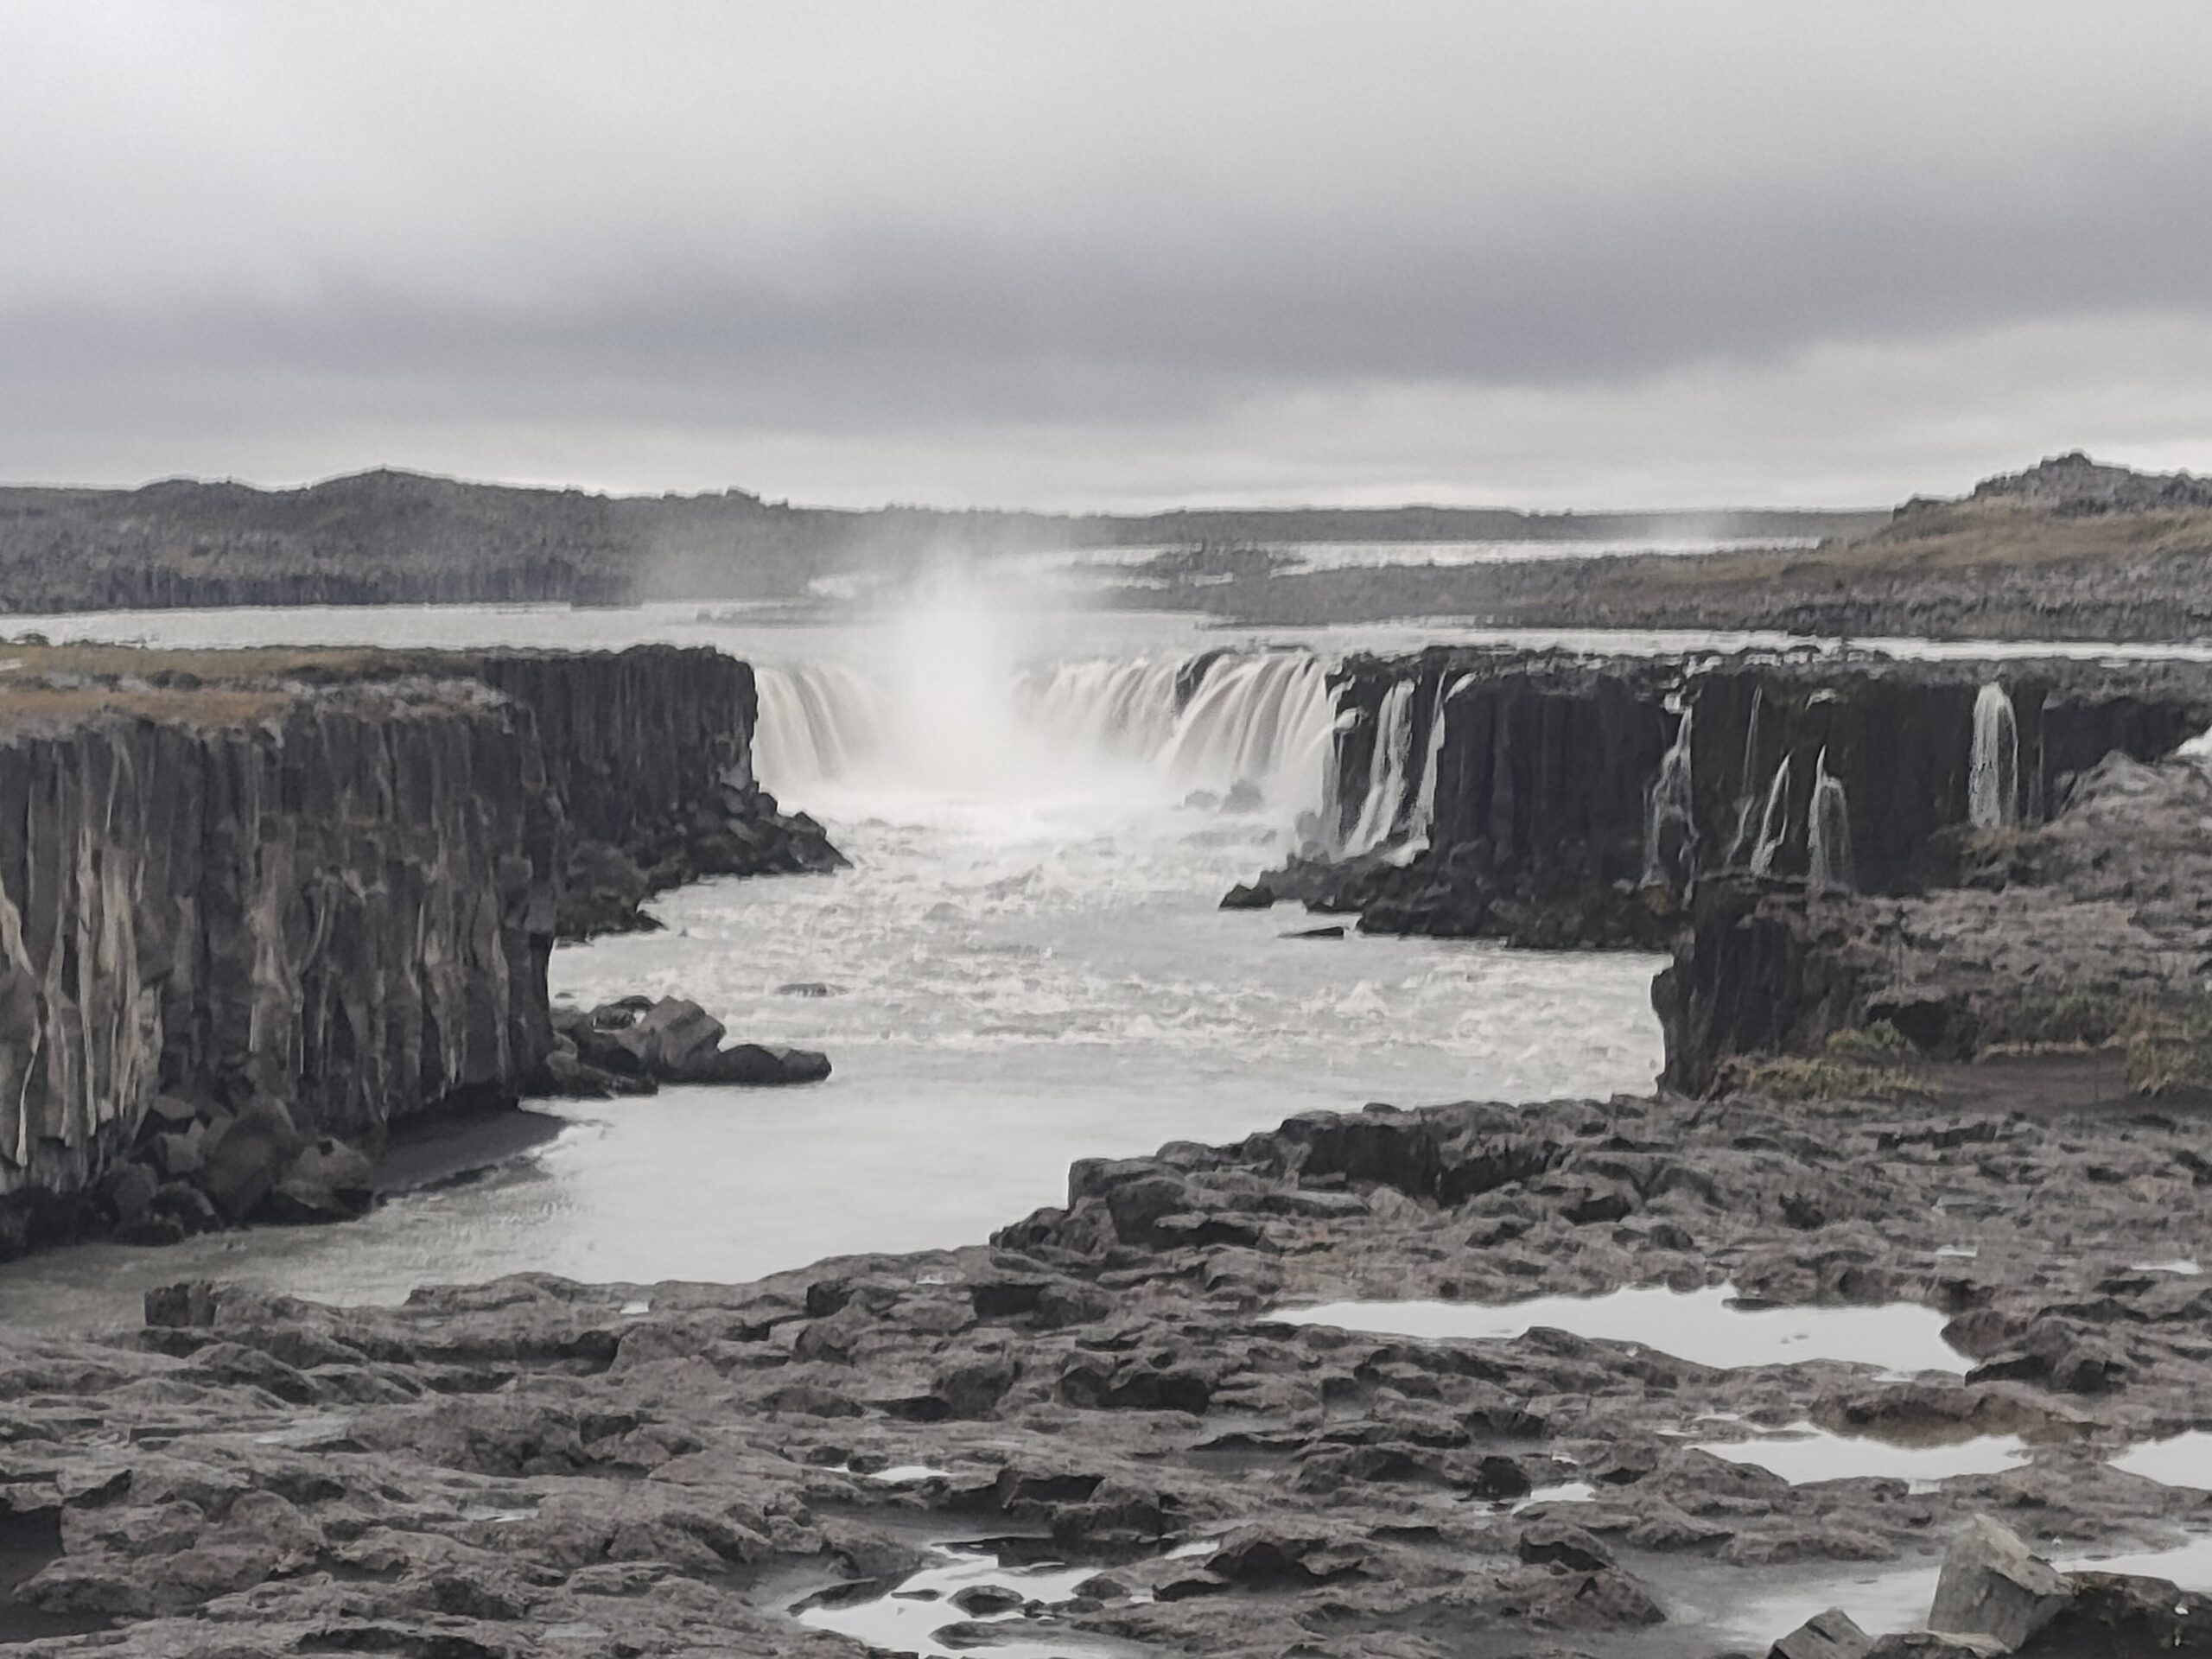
left=0, top=598, right=1658, bottom=1322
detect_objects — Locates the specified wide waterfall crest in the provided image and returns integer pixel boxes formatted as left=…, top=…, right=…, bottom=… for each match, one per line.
left=1343, top=680, right=1418, bottom=857
left=755, top=647, right=1332, bottom=822
left=1808, top=747, right=1854, bottom=892
left=1642, top=704, right=1696, bottom=889
left=1968, top=681, right=2020, bottom=830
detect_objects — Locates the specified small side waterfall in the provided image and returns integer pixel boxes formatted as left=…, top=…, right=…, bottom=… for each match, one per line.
left=1722, top=686, right=1768, bottom=868
left=1967, top=681, right=2020, bottom=830
left=1400, top=671, right=1476, bottom=860
left=1343, top=680, right=1418, bottom=857
left=1642, top=705, right=1697, bottom=888
left=1747, top=755, right=1793, bottom=877
left=1808, top=747, right=1854, bottom=892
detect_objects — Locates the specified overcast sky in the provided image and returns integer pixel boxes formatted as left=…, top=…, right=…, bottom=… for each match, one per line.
left=4, top=2, right=2211, bottom=512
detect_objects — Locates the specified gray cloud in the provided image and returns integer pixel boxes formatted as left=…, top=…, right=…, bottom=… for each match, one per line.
left=3, top=1, right=2211, bottom=506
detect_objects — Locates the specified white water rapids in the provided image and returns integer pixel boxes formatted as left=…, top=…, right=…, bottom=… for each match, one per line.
left=0, top=598, right=1661, bottom=1325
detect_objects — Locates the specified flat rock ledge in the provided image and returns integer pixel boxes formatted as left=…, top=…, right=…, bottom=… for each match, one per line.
left=3, top=1080, right=2211, bottom=1656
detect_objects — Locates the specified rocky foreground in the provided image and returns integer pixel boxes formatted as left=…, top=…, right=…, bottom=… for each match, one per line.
left=0, top=1076, right=2208, bottom=1656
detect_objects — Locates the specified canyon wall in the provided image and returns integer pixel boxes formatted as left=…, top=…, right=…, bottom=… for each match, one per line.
left=1274, top=650, right=2212, bottom=949
left=0, top=645, right=837, bottom=1255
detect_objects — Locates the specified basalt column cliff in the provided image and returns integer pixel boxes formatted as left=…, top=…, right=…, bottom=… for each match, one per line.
left=0, top=645, right=841, bottom=1256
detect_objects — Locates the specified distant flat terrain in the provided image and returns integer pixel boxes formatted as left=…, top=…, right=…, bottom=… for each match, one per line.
left=1158, top=457, right=2212, bottom=643
left=0, top=466, right=1872, bottom=613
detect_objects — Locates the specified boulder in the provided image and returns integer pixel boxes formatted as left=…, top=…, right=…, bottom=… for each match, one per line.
left=2026, top=1570, right=2212, bottom=1653
left=694, top=1043, right=830, bottom=1086
left=195, top=1099, right=303, bottom=1223
left=1219, top=882, right=1277, bottom=911
left=1771, top=1607, right=1874, bottom=1659
left=1866, top=1636, right=2008, bottom=1658
left=261, top=1139, right=378, bottom=1224
left=106, top=1163, right=156, bottom=1224
left=1927, top=1516, right=2071, bottom=1649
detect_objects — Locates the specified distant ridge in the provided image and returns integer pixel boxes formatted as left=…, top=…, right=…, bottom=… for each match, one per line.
left=0, top=467, right=1874, bottom=613
left=1966, top=450, right=2212, bottom=514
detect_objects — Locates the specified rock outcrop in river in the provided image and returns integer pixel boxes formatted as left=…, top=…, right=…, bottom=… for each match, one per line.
left=0, top=645, right=841, bottom=1257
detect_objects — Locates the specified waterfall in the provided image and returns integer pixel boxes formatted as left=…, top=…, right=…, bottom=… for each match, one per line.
left=1400, top=672, right=1476, bottom=860
left=753, top=648, right=1333, bottom=819
left=1342, top=680, right=1418, bottom=857
left=1155, top=652, right=1332, bottom=816
left=1723, top=687, right=1766, bottom=867
left=1967, top=681, right=2019, bottom=830
left=1808, top=747, right=1854, bottom=892
left=753, top=664, right=887, bottom=794
left=1747, top=755, right=1793, bottom=877
left=1642, top=704, right=1697, bottom=889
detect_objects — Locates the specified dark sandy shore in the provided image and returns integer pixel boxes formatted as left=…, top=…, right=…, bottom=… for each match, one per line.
left=369, top=1106, right=570, bottom=1198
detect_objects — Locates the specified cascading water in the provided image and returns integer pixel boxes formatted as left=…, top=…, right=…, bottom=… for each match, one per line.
left=1342, top=680, right=1418, bottom=857
left=1967, top=681, right=2020, bottom=830
left=1808, top=747, right=1854, bottom=892
left=1154, top=652, right=1333, bottom=817
left=753, top=664, right=888, bottom=794
left=1723, top=687, right=1767, bottom=868
left=1401, top=672, right=1477, bottom=860
left=756, top=646, right=1335, bottom=821
left=1748, top=755, right=1794, bottom=877
left=1642, top=704, right=1697, bottom=889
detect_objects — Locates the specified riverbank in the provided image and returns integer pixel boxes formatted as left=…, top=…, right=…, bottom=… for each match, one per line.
left=3, top=1069, right=2207, bottom=1656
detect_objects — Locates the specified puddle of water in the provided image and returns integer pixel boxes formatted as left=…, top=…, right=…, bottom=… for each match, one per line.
left=1512, top=1482, right=1595, bottom=1510
left=864, top=1464, right=959, bottom=1484
left=795, top=1543, right=1103, bottom=1659
left=1692, top=1425, right=2030, bottom=1488
left=2060, top=1536, right=2212, bottom=1588
left=2111, top=1431, right=2212, bottom=1490
left=249, top=1412, right=355, bottom=1446
left=1268, top=1285, right=1970, bottom=1375
left=1696, top=1560, right=1942, bottom=1647
left=2130, top=1259, right=2202, bottom=1276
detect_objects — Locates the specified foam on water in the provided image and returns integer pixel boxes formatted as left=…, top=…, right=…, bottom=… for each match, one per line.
left=1269, top=1284, right=1971, bottom=1375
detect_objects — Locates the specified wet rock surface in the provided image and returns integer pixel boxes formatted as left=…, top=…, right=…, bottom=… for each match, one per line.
left=3, top=1080, right=2210, bottom=1656
left=548, top=997, right=831, bottom=1093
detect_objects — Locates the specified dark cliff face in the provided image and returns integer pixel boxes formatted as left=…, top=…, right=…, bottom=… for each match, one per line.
left=0, top=645, right=841, bottom=1255
left=1289, top=650, right=2212, bottom=950
left=0, top=685, right=556, bottom=1243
